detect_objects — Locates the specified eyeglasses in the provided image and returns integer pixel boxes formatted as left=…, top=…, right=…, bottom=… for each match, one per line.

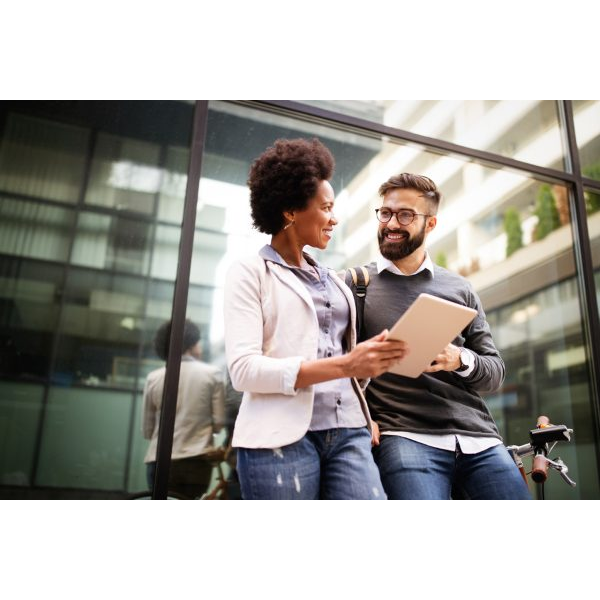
left=375, top=208, right=430, bottom=225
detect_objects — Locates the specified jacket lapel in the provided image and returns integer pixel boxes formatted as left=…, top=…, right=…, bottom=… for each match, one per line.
left=266, top=260, right=358, bottom=348
left=266, top=261, right=316, bottom=311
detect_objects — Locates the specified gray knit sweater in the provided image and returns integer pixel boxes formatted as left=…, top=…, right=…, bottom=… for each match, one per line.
left=359, top=263, right=503, bottom=439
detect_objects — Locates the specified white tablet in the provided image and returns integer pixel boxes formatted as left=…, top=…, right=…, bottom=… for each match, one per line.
left=385, top=293, right=478, bottom=378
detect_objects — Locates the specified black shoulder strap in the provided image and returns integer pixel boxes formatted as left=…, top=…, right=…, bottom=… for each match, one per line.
left=343, top=266, right=370, bottom=341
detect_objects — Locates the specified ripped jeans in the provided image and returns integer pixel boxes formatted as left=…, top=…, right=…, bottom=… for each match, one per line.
left=236, top=427, right=386, bottom=500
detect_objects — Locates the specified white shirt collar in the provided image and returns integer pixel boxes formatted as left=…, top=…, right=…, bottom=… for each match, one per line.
left=376, top=251, right=435, bottom=277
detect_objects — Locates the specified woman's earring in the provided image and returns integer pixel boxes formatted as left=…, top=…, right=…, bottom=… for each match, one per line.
left=283, top=220, right=295, bottom=231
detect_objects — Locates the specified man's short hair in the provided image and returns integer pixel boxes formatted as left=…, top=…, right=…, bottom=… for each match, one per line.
left=153, top=319, right=201, bottom=361
left=378, top=173, right=441, bottom=213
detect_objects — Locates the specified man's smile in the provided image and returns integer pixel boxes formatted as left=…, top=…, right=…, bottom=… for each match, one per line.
left=383, top=231, right=408, bottom=241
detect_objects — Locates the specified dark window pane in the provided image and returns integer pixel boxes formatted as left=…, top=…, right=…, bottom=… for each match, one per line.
left=0, top=257, right=64, bottom=380
left=85, top=133, right=161, bottom=215
left=0, top=113, right=89, bottom=203
left=0, top=197, right=75, bottom=262
left=0, top=382, right=44, bottom=486
left=35, top=387, right=132, bottom=490
left=52, top=268, right=147, bottom=389
left=72, top=212, right=153, bottom=275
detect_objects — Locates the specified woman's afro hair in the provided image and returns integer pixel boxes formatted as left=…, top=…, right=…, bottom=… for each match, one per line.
left=248, top=138, right=334, bottom=234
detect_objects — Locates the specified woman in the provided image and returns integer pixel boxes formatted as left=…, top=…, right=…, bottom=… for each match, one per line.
left=224, top=138, right=407, bottom=500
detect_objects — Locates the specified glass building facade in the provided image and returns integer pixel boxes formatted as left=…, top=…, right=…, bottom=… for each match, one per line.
left=1, top=100, right=599, bottom=499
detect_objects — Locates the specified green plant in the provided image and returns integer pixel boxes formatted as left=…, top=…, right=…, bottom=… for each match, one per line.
left=504, top=207, right=523, bottom=257
left=435, top=251, right=448, bottom=268
left=583, top=164, right=600, bottom=214
left=533, top=184, right=560, bottom=241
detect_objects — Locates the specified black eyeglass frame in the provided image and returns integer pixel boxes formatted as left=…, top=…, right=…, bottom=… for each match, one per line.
left=375, top=208, right=431, bottom=225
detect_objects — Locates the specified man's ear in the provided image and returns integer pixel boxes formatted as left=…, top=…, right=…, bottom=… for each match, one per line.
left=426, top=215, right=437, bottom=233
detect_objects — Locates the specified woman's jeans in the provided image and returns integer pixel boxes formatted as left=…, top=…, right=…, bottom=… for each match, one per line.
left=372, top=435, right=532, bottom=500
left=236, top=427, right=386, bottom=500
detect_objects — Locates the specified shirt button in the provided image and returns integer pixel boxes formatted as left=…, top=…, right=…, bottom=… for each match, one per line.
left=327, top=352, right=332, bottom=357
left=325, top=301, right=331, bottom=308
left=324, top=329, right=329, bottom=334
left=336, top=399, right=342, bottom=406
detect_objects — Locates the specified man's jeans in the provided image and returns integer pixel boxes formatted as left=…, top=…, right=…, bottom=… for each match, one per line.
left=372, top=435, right=532, bottom=500
left=237, top=427, right=386, bottom=500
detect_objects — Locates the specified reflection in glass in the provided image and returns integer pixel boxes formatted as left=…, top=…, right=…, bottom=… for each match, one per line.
left=0, top=198, right=75, bottom=262
left=157, top=146, right=189, bottom=223
left=578, top=106, right=600, bottom=406
left=573, top=100, right=600, bottom=182
left=0, top=382, right=44, bottom=486
left=152, top=225, right=229, bottom=284
left=127, top=391, right=149, bottom=492
left=35, top=387, right=132, bottom=490
left=52, top=268, right=148, bottom=389
left=488, top=279, right=599, bottom=499
left=0, top=113, right=89, bottom=203
left=0, top=259, right=64, bottom=380
left=0, top=101, right=194, bottom=498
left=72, top=212, right=153, bottom=275
left=144, top=280, right=176, bottom=330
left=429, top=174, right=571, bottom=280
left=187, top=285, right=218, bottom=361
left=585, top=186, right=600, bottom=218
left=85, top=133, right=161, bottom=214
left=587, top=183, right=600, bottom=376
left=302, top=100, right=565, bottom=168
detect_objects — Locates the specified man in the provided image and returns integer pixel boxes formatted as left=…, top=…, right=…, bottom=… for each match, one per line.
left=355, top=173, right=530, bottom=500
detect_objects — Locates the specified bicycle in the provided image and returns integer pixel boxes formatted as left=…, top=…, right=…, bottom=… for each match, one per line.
left=506, top=415, right=576, bottom=499
left=197, top=445, right=233, bottom=500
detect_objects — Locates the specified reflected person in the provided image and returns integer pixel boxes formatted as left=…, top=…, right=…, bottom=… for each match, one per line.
left=142, top=319, right=225, bottom=498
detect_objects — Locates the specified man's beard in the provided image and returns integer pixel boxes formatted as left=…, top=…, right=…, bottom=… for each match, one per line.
left=378, top=224, right=426, bottom=261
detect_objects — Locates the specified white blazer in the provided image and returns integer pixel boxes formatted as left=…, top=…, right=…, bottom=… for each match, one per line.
left=224, top=254, right=373, bottom=449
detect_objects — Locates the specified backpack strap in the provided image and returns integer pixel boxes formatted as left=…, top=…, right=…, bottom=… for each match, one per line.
left=343, top=266, right=370, bottom=341
left=349, top=266, right=369, bottom=297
